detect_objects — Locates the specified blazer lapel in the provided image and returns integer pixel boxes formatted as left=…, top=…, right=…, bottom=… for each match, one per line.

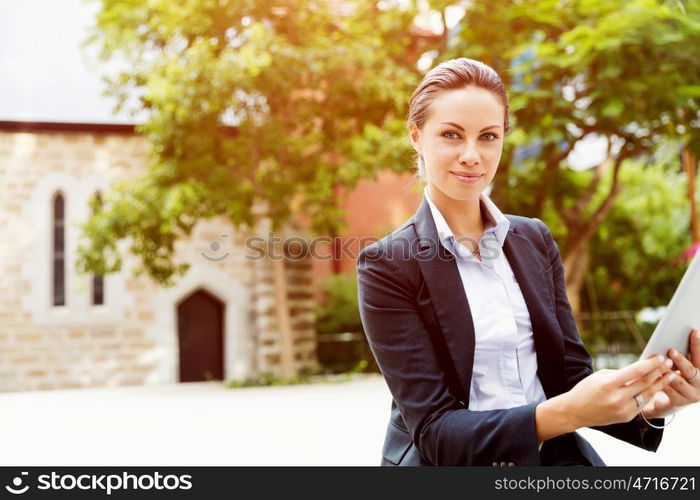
left=413, top=198, right=475, bottom=404
left=412, top=197, right=567, bottom=404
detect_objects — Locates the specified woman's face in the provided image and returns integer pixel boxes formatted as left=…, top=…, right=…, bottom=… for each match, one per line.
left=409, top=86, right=505, bottom=203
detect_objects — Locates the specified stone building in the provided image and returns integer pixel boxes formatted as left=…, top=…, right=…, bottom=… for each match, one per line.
left=0, top=121, right=318, bottom=392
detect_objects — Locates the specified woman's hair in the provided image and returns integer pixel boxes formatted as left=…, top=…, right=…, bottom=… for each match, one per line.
left=407, top=58, right=509, bottom=182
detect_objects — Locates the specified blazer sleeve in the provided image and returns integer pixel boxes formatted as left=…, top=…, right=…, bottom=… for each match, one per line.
left=356, top=241, right=542, bottom=466
left=534, top=218, right=665, bottom=451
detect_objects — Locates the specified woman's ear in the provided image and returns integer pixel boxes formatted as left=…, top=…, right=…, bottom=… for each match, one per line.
left=407, top=124, right=421, bottom=154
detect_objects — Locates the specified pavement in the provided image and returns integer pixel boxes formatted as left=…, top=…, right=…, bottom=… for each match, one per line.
left=0, top=374, right=697, bottom=466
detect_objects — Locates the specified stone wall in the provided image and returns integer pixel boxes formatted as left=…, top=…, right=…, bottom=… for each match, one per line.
left=250, top=250, right=317, bottom=376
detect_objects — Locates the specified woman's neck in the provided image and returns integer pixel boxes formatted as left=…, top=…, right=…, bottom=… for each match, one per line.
left=427, top=184, right=484, bottom=238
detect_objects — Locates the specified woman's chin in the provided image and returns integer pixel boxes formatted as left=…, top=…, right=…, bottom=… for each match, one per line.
left=445, top=183, right=484, bottom=200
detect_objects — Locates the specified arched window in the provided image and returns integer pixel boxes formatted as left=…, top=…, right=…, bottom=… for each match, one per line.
left=52, top=193, right=65, bottom=306
left=91, top=192, right=104, bottom=306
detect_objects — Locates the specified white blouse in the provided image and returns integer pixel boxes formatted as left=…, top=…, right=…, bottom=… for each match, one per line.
left=424, top=186, right=548, bottom=413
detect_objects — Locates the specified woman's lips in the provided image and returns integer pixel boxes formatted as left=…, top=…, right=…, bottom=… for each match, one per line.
left=451, top=171, right=484, bottom=184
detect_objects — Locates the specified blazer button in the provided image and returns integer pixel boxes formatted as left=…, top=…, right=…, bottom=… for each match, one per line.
left=508, top=462, right=515, bottom=467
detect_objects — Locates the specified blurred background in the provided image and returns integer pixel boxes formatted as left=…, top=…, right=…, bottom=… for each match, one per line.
left=0, top=0, right=698, bottom=395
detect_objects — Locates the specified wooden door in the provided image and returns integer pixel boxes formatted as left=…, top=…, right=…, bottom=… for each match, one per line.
left=177, top=289, right=224, bottom=382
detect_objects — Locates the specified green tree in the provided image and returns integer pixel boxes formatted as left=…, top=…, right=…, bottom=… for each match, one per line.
left=587, top=164, right=690, bottom=313
left=78, top=0, right=423, bottom=284
left=567, top=154, right=691, bottom=348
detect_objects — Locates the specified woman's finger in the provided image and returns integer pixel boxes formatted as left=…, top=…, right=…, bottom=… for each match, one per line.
left=668, top=347, right=698, bottom=380
left=664, top=369, right=700, bottom=400
left=625, top=361, right=671, bottom=395
left=660, top=384, right=692, bottom=408
left=689, top=329, right=700, bottom=368
left=643, top=390, right=675, bottom=416
left=639, top=371, right=676, bottom=407
left=616, top=355, right=667, bottom=386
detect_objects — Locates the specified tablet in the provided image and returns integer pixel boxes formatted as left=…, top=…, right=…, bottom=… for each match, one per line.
left=640, top=251, right=700, bottom=359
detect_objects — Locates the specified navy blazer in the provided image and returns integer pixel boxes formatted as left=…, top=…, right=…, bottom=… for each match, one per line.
left=356, top=196, right=664, bottom=466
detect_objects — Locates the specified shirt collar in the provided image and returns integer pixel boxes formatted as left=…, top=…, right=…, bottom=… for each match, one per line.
left=423, top=185, right=510, bottom=258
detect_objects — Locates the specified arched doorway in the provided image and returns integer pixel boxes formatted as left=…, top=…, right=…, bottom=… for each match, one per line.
left=177, top=289, right=225, bottom=382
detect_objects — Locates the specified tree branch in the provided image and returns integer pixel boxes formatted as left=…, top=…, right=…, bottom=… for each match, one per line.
left=552, top=181, right=578, bottom=228
left=586, top=149, right=629, bottom=230
left=535, top=131, right=590, bottom=218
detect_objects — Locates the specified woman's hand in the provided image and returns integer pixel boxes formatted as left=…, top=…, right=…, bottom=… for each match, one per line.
left=641, top=329, right=700, bottom=419
left=562, top=355, right=675, bottom=429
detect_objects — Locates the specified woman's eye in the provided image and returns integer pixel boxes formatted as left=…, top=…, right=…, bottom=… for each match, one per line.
left=481, top=133, right=499, bottom=141
left=442, top=131, right=461, bottom=140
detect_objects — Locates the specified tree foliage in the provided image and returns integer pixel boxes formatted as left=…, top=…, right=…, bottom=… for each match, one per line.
left=79, top=0, right=422, bottom=283
left=575, top=157, right=691, bottom=309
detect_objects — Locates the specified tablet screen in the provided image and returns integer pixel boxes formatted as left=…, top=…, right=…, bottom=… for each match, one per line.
left=640, top=251, right=700, bottom=359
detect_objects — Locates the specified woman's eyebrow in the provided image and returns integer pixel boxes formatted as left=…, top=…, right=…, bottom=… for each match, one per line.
left=440, top=122, right=501, bottom=133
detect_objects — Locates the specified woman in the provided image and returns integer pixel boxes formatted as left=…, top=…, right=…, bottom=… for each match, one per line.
left=356, top=57, right=700, bottom=466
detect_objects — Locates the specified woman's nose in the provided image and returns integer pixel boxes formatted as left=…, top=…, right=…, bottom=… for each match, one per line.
left=458, top=141, right=480, bottom=166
